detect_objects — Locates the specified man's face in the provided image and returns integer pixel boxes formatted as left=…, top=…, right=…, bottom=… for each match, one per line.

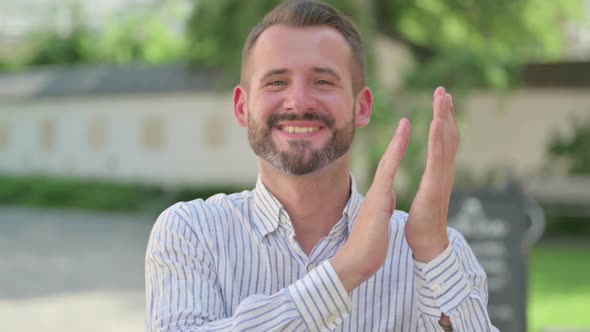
left=235, top=25, right=370, bottom=175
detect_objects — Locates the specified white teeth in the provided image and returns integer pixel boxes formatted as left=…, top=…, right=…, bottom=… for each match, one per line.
left=282, top=126, right=320, bottom=134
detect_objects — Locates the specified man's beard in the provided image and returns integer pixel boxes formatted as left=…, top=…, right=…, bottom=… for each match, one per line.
left=247, top=110, right=355, bottom=175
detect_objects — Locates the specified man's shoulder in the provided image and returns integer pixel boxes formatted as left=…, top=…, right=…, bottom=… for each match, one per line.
left=153, top=190, right=254, bottom=231
left=205, top=189, right=253, bottom=207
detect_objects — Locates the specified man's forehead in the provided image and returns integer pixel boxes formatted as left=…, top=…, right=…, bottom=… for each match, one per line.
left=255, top=24, right=350, bottom=52
left=248, top=24, right=353, bottom=74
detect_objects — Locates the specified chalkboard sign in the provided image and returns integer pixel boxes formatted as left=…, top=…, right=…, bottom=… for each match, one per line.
left=448, top=186, right=532, bottom=332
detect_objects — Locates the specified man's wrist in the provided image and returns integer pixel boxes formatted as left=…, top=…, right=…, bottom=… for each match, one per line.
left=329, top=254, right=365, bottom=293
left=411, top=235, right=449, bottom=263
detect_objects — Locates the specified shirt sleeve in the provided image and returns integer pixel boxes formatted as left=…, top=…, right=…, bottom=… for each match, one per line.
left=145, top=203, right=352, bottom=332
left=413, top=228, right=500, bottom=332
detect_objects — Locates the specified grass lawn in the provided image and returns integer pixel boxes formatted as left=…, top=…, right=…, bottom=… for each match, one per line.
left=528, top=240, right=590, bottom=332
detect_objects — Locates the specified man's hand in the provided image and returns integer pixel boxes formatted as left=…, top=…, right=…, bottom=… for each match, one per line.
left=405, top=86, right=458, bottom=262
left=331, top=118, right=410, bottom=292
left=331, top=86, right=459, bottom=293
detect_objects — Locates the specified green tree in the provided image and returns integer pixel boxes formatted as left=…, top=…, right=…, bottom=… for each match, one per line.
left=26, top=1, right=97, bottom=66
left=187, top=0, right=583, bottom=88
left=186, top=0, right=362, bottom=85
left=95, top=1, right=188, bottom=64
left=377, top=0, right=583, bottom=89
left=27, top=27, right=96, bottom=66
left=185, top=0, right=583, bottom=201
left=368, top=0, right=583, bottom=204
left=24, top=0, right=188, bottom=67
left=549, top=116, right=590, bottom=175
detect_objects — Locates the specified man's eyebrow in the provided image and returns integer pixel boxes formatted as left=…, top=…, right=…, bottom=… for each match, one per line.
left=260, top=68, right=289, bottom=82
left=313, top=67, right=341, bottom=81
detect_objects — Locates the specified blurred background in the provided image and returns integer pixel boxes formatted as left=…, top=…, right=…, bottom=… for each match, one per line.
left=0, top=0, right=589, bottom=331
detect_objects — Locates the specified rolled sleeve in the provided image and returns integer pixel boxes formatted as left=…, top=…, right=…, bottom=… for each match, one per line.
left=413, top=242, right=471, bottom=318
left=288, top=260, right=352, bottom=331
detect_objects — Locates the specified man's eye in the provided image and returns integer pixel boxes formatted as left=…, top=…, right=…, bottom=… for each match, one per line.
left=268, top=81, right=286, bottom=86
left=316, top=80, right=333, bottom=85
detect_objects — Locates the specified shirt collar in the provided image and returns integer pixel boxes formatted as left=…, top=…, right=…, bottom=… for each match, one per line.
left=251, top=176, right=284, bottom=240
left=343, top=175, right=362, bottom=234
left=251, top=173, right=363, bottom=240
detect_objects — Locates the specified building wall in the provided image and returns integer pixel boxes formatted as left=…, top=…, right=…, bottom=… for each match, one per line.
left=1, top=88, right=589, bottom=188
left=0, top=93, right=259, bottom=187
left=456, top=88, right=590, bottom=181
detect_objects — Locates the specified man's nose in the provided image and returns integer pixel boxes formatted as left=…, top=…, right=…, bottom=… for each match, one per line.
left=283, top=80, right=315, bottom=113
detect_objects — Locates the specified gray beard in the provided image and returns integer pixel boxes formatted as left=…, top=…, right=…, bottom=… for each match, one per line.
left=247, top=111, right=355, bottom=175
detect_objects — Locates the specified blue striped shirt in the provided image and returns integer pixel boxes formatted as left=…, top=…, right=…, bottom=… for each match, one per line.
left=145, top=176, right=498, bottom=331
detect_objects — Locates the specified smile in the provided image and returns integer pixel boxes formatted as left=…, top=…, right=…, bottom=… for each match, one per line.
left=279, top=126, right=321, bottom=134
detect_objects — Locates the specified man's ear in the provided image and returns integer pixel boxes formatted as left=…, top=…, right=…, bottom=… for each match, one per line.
left=233, top=85, right=248, bottom=127
left=354, top=87, right=373, bottom=128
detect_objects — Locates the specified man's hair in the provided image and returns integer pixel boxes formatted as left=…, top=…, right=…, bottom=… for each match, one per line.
left=241, top=0, right=365, bottom=93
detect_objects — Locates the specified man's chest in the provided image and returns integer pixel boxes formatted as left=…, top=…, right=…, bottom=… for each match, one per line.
left=213, top=232, right=420, bottom=331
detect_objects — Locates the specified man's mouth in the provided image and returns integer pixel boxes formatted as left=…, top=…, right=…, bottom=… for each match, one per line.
left=279, top=125, right=321, bottom=134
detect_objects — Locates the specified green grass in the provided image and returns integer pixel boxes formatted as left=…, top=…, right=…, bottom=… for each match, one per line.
left=529, top=240, right=590, bottom=332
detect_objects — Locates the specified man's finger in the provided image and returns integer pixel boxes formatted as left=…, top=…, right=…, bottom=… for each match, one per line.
left=448, top=94, right=456, bottom=122
left=371, top=118, right=410, bottom=193
left=425, top=118, right=444, bottom=177
left=425, top=93, right=459, bottom=181
left=433, top=92, right=446, bottom=122
left=433, top=86, right=446, bottom=98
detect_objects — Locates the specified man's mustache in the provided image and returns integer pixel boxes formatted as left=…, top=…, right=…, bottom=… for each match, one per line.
left=267, top=112, right=335, bottom=128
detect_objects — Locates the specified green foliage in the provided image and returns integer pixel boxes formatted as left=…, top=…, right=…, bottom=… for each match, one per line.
left=369, top=0, right=583, bottom=198
left=186, top=0, right=363, bottom=85
left=403, top=49, right=519, bottom=90
left=27, top=27, right=97, bottom=66
left=386, top=0, right=575, bottom=60
left=25, top=1, right=96, bottom=66
left=96, top=3, right=188, bottom=64
left=185, top=0, right=584, bottom=199
left=0, top=58, right=24, bottom=73
left=21, top=1, right=188, bottom=67
left=544, top=215, right=590, bottom=237
left=0, top=175, right=249, bottom=215
left=376, top=0, right=584, bottom=89
left=186, top=0, right=583, bottom=89
left=549, top=116, right=590, bottom=175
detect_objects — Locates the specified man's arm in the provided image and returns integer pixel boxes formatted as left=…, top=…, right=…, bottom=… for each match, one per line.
left=413, top=228, right=499, bottom=332
left=405, top=87, right=497, bottom=331
left=145, top=202, right=352, bottom=332
left=331, top=87, right=497, bottom=331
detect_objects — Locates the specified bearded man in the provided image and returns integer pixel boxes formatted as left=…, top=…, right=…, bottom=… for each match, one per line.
left=145, top=1, right=498, bottom=331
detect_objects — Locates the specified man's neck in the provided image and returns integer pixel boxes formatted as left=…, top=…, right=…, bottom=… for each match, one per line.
left=259, top=156, right=352, bottom=256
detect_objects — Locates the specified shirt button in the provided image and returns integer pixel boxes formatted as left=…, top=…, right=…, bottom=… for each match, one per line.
left=417, top=279, right=423, bottom=289
left=327, top=314, right=337, bottom=325
left=431, top=283, right=442, bottom=296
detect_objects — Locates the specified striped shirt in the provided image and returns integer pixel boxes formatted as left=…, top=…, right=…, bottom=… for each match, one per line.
left=145, top=176, right=498, bottom=331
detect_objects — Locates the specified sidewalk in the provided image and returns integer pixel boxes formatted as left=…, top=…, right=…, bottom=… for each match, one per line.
left=0, top=206, right=155, bottom=332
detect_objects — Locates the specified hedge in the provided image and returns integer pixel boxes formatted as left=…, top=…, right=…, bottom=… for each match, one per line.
left=0, top=175, right=249, bottom=215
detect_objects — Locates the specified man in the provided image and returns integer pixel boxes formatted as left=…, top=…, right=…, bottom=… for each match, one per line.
left=146, top=0, right=498, bottom=331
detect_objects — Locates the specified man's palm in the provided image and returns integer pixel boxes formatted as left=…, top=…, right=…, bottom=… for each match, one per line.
left=406, top=87, right=459, bottom=262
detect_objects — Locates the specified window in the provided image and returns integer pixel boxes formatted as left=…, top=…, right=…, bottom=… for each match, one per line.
left=88, top=117, right=105, bottom=151
left=0, top=121, right=8, bottom=149
left=142, top=116, right=164, bottom=150
left=204, top=114, right=225, bottom=148
left=40, top=118, right=55, bottom=152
